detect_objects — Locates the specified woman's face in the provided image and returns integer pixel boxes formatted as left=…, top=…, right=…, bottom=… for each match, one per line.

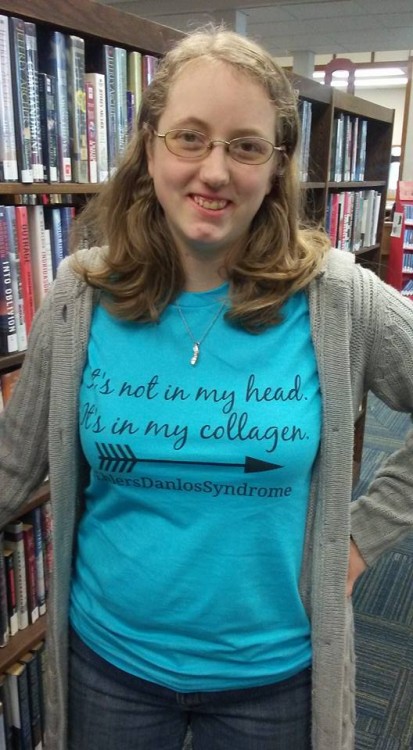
left=146, top=59, right=278, bottom=285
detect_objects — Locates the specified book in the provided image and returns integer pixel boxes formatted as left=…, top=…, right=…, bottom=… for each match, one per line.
left=102, top=45, right=117, bottom=176
left=67, top=35, right=88, bottom=183
left=14, top=206, right=35, bottom=335
left=142, top=54, right=158, bottom=88
left=0, top=673, right=12, bottom=749
left=38, top=29, right=71, bottom=181
left=85, top=80, right=97, bottom=183
left=8, top=17, right=32, bottom=184
left=19, top=653, right=43, bottom=750
left=4, top=207, right=28, bottom=352
left=29, top=643, right=45, bottom=741
left=44, top=208, right=64, bottom=279
left=24, top=23, right=44, bottom=182
left=37, top=73, right=58, bottom=182
left=40, top=502, right=52, bottom=599
left=5, top=662, right=33, bottom=750
left=3, top=549, right=18, bottom=637
left=127, top=50, right=142, bottom=134
left=21, top=525, right=39, bottom=626
left=0, top=532, right=9, bottom=648
left=21, top=509, right=45, bottom=617
left=0, top=15, right=18, bottom=181
left=27, top=206, right=53, bottom=309
left=114, top=46, right=128, bottom=162
left=4, top=523, right=29, bottom=632
left=0, top=206, right=18, bottom=355
left=0, top=699, right=9, bottom=750
left=84, top=73, right=108, bottom=182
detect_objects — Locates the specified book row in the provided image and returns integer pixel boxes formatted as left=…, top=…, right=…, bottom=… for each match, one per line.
left=0, top=204, right=75, bottom=355
left=0, top=504, right=52, bottom=645
left=330, top=114, right=368, bottom=183
left=0, top=639, right=46, bottom=750
left=402, top=252, right=413, bottom=272
left=326, top=189, right=381, bottom=252
left=0, top=14, right=159, bottom=184
left=403, top=227, right=413, bottom=250
left=404, top=204, right=413, bottom=222
left=401, top=279, right=413, bottom=297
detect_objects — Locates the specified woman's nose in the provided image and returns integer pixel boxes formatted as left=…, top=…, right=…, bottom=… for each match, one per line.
left=198, top=144, right=231, bottom=188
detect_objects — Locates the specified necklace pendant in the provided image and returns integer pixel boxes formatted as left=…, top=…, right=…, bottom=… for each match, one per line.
left=190, top=342, right=200, bottom=366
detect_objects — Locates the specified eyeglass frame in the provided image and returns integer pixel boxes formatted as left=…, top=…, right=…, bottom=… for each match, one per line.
left=150, top=127, right=286, bottom=165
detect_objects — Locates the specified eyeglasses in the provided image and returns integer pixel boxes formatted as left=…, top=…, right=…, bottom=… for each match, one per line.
left=153, top=129, right=285, bottom=165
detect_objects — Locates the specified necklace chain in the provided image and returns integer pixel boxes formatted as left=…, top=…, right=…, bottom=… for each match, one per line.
left=174, top=301, right=226, bottom=365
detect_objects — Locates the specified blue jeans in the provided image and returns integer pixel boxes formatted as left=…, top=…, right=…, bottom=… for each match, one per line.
left=68, top=629, right=312, bottom=750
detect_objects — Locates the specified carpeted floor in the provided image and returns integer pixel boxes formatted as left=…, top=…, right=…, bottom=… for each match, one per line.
left=183, top=393, right=413, bottom=750
left=353, top=393, right=413, bottom=750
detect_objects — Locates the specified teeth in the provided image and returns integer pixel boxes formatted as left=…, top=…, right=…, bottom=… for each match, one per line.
left=193, top=195, right=227, bottom=210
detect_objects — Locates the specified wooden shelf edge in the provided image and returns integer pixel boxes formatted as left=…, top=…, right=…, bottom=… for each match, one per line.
left=0, top=615, right=47, bottom=673
left=0, top=182, right=102, bottom=195
left=0, top=351, right=25, bottom=369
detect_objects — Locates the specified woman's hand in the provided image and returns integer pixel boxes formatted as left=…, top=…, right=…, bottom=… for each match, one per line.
left=346, top=538, right=367, bottom=597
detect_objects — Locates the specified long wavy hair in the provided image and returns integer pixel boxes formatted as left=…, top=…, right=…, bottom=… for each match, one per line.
left=72, top=27, right=330, bottom=331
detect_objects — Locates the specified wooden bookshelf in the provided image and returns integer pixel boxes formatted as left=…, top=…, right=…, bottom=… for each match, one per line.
left=0, top=0, right=395, bottom=677
left=0, top=0, right=185, bottom=684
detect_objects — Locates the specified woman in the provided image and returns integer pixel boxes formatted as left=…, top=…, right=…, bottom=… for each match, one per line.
left=0, top=28, right=412, bottom=750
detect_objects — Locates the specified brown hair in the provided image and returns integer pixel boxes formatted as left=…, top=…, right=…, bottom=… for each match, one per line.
left=72, top=27, right=329, bottom=331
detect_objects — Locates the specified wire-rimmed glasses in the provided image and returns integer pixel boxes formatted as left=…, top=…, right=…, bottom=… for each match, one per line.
left=153, top=128, right=285, bottom=165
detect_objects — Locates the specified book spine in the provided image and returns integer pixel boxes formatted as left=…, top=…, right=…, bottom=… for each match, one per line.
left=127, top=50, right=142, bottom=134
left=3, top=550, right=18, bottom=637
left=0, top=15, right=18, bottom=181
left=67, top=35, right=88, bottom=183
left=4, top=207, right=27, bottom=352
left=23, top=510, right=45, bottom=617
left=24, top=23, right=44, bottom=182
left=103, top=45, right=117, bottom=176
left=0, top=206, right=18, bottom=355
left=48, top=208, right=65, bottom=278
left=37, top=73, right=58, bottom=182
left=38, top=29, right=71, bottom=181
left=85, top=81, right=97, bottom=183
left=21, top=526, right=39, bottom=625
left=19, top=654, right=42, bottom=750
left=40, top=502, right=52, bottom=599
left=29, top=643, right=45, bottom=741
left=27, top=206, right=52, bottom=309
left=85, top=73, right=108, bottom=183
left=142, top=54, right=158, bottom=88
left=114, top=46, right=127, bottom=163
left=4, top=524, right=28, bottom=631
left=8, top=17, right=32, bottom=183
left=14, top=206, right=35, bottom=335
left=0, top=533, right=9, bottom=648
left=6, top=664, right=32, bottom=750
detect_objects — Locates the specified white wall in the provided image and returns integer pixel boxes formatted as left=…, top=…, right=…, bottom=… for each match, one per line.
left=353, top=86, right=406, bottom=146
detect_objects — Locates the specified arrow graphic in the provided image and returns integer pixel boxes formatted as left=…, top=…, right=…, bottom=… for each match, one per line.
left=95, top=442, right=283, bottom=474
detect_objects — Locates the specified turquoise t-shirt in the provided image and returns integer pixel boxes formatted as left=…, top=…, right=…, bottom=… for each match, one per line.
left=70, top=285, right=322, bottom=691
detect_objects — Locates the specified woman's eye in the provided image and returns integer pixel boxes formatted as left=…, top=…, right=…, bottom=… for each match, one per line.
left=176, top=131, right=204, bottom=146
left=237, top=139, right=264, bottom=154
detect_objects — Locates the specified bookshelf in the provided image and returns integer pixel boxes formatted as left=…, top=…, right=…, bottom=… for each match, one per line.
left=0, top=0, right=394, bottom=691
left=0, top=0, right=185, bottom=703
left=291, top=76, right=394, bottom=481
left=387, top=181, right=413, bottom=297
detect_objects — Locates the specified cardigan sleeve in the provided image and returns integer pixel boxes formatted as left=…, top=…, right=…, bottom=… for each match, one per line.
left=350, top=270, right=413, bottom=566
left=0, top=287, right=55, bottom=526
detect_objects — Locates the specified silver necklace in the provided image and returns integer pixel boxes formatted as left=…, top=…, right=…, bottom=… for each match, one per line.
left=174, top=301, right=226, bottom=365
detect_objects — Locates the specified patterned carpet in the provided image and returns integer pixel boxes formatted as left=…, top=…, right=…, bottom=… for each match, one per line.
left=183, top=393, right=413, bottom=750
left=352, top=394, right=413, bottom=750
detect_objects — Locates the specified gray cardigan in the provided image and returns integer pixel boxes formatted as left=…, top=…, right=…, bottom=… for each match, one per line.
left=0, top=247, right=412, bottom=750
